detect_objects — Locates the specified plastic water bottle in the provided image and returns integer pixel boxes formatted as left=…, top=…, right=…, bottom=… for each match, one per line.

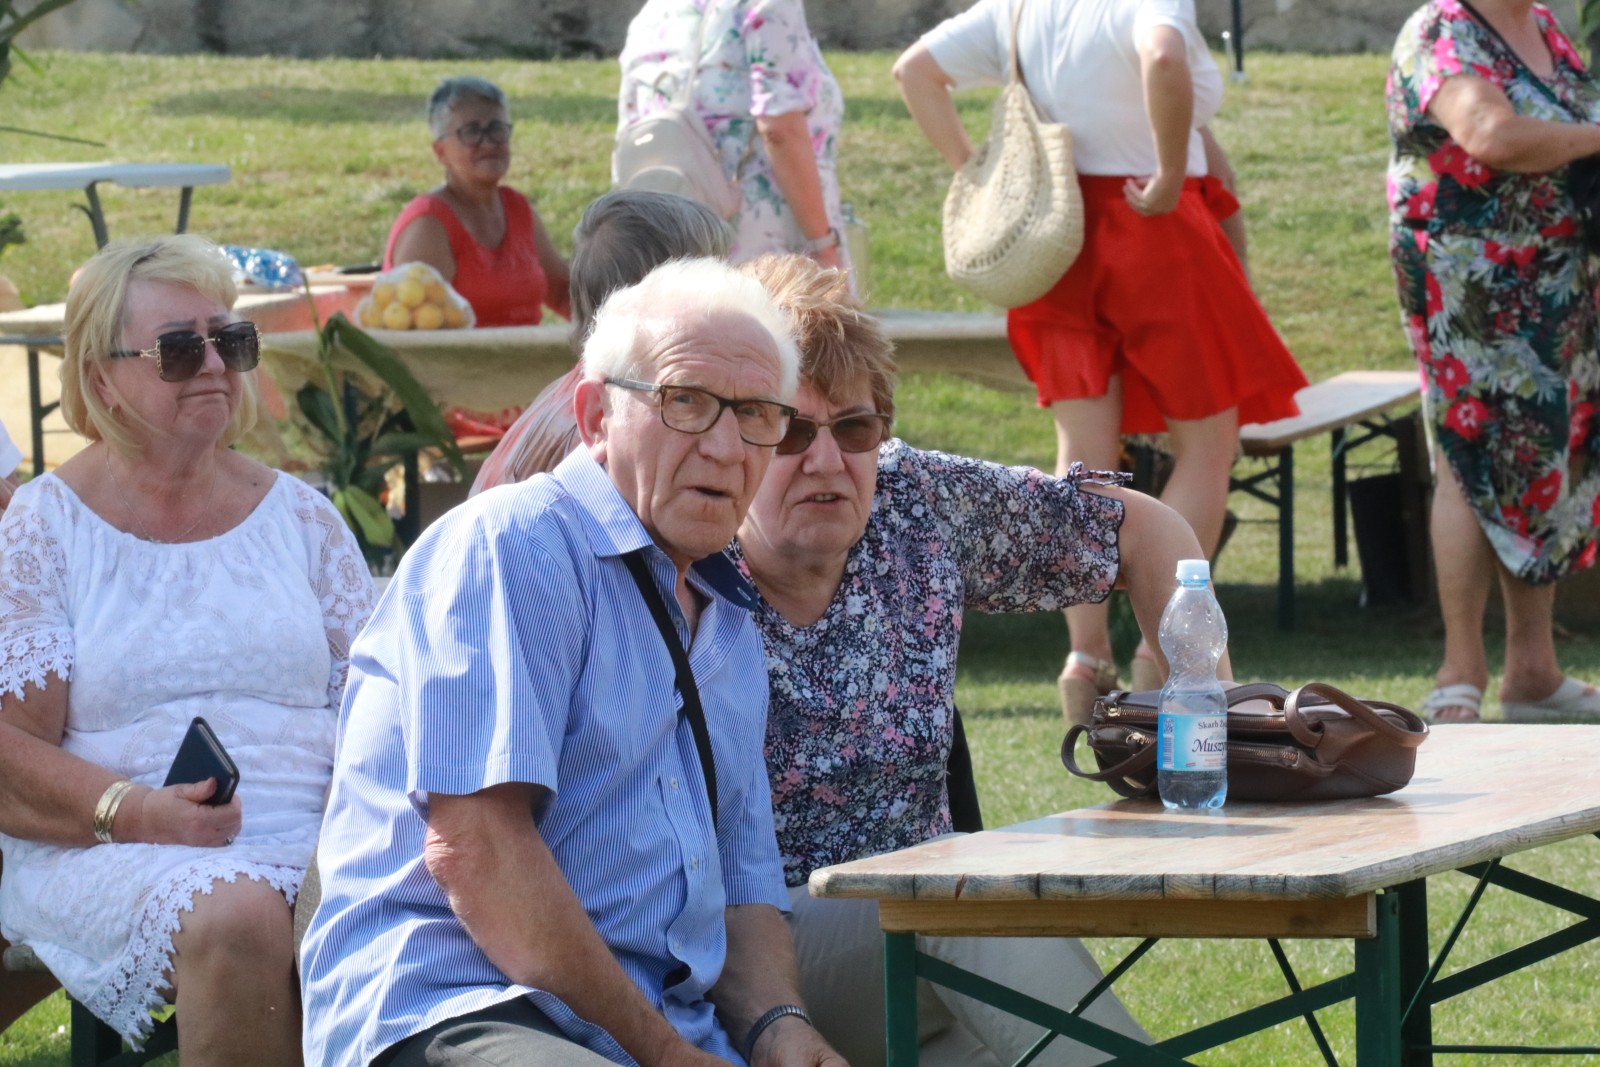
left=1156, top=559, right=1229, bottom=811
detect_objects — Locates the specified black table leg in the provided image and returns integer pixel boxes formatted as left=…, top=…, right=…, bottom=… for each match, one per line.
left=1278, top=445, right=1295, bottom=631
left=1332, top=427, right=1348, bottom=569
left=28, top=345, right=45, bottom=478
left=176, top=186, right=194, bottom=234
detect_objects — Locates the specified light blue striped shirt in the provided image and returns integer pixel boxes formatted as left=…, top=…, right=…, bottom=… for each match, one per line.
left=301, top=448, right=788, bottom=1067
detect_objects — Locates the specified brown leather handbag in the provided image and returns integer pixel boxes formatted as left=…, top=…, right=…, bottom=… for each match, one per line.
left=1061, top=681, right=1429, bottom=802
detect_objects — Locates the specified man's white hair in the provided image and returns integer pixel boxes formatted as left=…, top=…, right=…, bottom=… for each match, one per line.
left=582, top=257, right=799, bottom=399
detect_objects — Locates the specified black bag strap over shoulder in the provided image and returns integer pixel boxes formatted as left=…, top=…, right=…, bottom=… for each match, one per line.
left=621, top=548, right=719, bottom=834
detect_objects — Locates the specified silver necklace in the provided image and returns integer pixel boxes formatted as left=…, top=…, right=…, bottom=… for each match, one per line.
left=104, top=449, right=219, bottom=544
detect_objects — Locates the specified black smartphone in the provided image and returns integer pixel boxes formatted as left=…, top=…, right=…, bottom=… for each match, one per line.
left=162, top=716, right=241, bottom=806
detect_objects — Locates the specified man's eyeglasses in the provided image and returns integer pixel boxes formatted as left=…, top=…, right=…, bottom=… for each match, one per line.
left=449, top=121, right=514, bottom=147
left=776, top=413, right=892, bottom=456
left=605, top=378, right=798, bottom=448
left=109, top=321, right=261, bottom=382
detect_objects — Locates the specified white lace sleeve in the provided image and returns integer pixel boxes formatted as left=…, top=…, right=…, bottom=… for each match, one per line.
left=286, top=478, right=375, bottom=710
left=0, top=481, right=74, bottom=700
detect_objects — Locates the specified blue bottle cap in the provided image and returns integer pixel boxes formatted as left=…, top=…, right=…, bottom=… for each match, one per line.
left=1175, top=558, right=1210, bottom=584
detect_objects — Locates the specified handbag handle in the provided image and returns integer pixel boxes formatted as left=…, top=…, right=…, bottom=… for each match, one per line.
left=1007, top=0, right=1027, bottom=88
left=1060, top=722, right=1154, bottom=799
left=1283, top=682, right=1428, bottom=749
left=1060, top=682, right=1426, bottom=797
left=1059, top=683, right=1291, bottom=795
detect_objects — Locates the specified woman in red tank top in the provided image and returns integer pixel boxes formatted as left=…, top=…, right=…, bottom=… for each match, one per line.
left=385, top=76, right=571, bottom=329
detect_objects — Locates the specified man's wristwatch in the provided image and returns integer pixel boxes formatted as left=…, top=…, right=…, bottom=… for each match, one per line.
left=802, top=227, right=841, bottom=253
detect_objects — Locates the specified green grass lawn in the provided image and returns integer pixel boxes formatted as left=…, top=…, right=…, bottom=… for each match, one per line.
left=5, top=47, right=1600, bottom=1066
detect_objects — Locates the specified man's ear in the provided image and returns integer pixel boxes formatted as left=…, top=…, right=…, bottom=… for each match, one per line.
left=574, top=376, right=608, bottom=464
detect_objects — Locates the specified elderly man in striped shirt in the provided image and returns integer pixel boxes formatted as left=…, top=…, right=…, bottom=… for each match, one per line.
left=301, top=258, right=847, bottom=1067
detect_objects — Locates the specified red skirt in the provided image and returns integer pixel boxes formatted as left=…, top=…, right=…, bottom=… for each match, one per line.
left=1007, top=175, right=1307, bottom=435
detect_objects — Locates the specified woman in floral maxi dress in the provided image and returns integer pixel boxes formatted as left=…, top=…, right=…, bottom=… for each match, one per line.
left=617, top=0, right=849, bottom=274
left=1388, top=0, right=1600, bottom=721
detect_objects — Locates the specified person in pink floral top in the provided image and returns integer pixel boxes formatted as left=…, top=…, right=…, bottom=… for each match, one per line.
left=731, top=255, right=1208, bottom=1066
left=1387, top=0, right=1600, bottom=723
left=617, top=0, right=849, bottom=273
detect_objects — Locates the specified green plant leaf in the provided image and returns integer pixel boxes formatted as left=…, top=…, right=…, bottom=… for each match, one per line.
left=332, top=485, right=395, bottom=548
left=325, top=314, right=465, bottom=475
left=295, top=383, right=344, bottom=445
left=1581, top=0, right=1600, bottom=44
left=2, top=0, right=85, bottom=38
left=368, top=431, right=441, bottom=461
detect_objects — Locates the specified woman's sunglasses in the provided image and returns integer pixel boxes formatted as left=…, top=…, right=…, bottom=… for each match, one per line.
left=109, top=321, right=261, bottom=382
left=775, top=413, right=892, bottom=456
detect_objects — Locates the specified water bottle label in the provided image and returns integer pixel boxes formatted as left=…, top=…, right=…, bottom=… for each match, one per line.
left=1158, top=713, right=1227, bottom=772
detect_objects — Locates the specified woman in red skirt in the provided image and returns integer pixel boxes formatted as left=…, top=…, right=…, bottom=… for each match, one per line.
left=897, top=0, right=1307, bottom=724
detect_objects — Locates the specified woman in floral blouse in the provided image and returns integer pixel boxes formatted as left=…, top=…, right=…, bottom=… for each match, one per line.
left=1388, top=0, right=1600, bottom=722
left=732, top=255, right=1208, bottom=1066
left=617, top=0, right=849, bottom=272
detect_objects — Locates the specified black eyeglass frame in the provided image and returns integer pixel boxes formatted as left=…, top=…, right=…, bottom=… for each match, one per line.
left=775, top=412, right=893, bottom=456
left=605, top=377, right=799, bottom=448
left=446, top=120, right=515, bottom=147
left=109, top=321, right=262, bottom=383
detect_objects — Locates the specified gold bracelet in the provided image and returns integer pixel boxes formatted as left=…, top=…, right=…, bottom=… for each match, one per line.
left=92, top=780, right=135, bottom=844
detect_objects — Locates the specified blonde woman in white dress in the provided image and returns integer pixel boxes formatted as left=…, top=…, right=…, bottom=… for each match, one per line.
left=0, top=235, right=372, bottom=1059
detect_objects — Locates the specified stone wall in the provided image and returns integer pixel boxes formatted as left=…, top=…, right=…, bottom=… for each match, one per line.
left=15, top=0, right=1585, bottom=57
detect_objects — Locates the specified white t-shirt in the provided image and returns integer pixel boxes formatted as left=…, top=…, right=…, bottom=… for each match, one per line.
left=0, top=418, right=21, bottom=479
left=922, top=0, right=1222, bottom=177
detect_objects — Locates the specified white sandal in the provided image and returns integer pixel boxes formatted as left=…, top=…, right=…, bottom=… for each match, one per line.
left=1420, top=682, right=1483, bottom=723
left=1500, top=677, right=1600, bottom=722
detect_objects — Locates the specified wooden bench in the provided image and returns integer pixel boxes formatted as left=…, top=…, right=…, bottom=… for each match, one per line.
left=880, top=317, right=1426, bottom=628
left=1233, top=370, right=1423, bottom=629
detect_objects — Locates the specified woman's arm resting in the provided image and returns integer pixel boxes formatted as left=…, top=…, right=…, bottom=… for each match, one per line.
left=1091, top=488, right=1233, bottom=680
left=0, top=682, right=239, bottom=847
left=530, top=206, right=572, bottom=320
left=388, top=215, right=458, bottom=282
left=892, top=42, right=973, bottom=172
left=1429, top=74, right=1600, bottom=172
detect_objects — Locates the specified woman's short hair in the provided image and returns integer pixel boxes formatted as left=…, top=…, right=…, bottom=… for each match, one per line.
left=583, top=257, right=799, bottom=399
left=568, top=190, right=733, bottom=355
left=739, top=254, right=898, bottom=422
left=427, top=75, right=508, bottom=140
left=62, top=234, right=258, bottom=455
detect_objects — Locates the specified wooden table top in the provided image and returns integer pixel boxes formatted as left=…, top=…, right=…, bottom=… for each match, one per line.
left=1239, top=370, right=1419, bottom=455
left=811, top=725, right=1600, bottom=906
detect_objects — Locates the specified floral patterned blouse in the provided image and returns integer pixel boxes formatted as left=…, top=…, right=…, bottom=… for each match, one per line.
left=730, top=441, right=1126, bottom=887
left=617, top=0, right=848, bottom=267
left=1387, top=0, right=1600, bottom=583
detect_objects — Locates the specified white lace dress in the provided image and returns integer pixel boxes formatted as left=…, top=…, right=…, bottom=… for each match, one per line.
left=0, top=471, right=372, bottom=1043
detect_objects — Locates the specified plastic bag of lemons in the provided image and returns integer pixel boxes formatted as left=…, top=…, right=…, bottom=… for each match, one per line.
left=355, top=262, right=475, bottom=331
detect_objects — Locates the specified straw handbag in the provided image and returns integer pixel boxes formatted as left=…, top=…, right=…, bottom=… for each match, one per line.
left=942, top=0, right=1083, bottom=308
